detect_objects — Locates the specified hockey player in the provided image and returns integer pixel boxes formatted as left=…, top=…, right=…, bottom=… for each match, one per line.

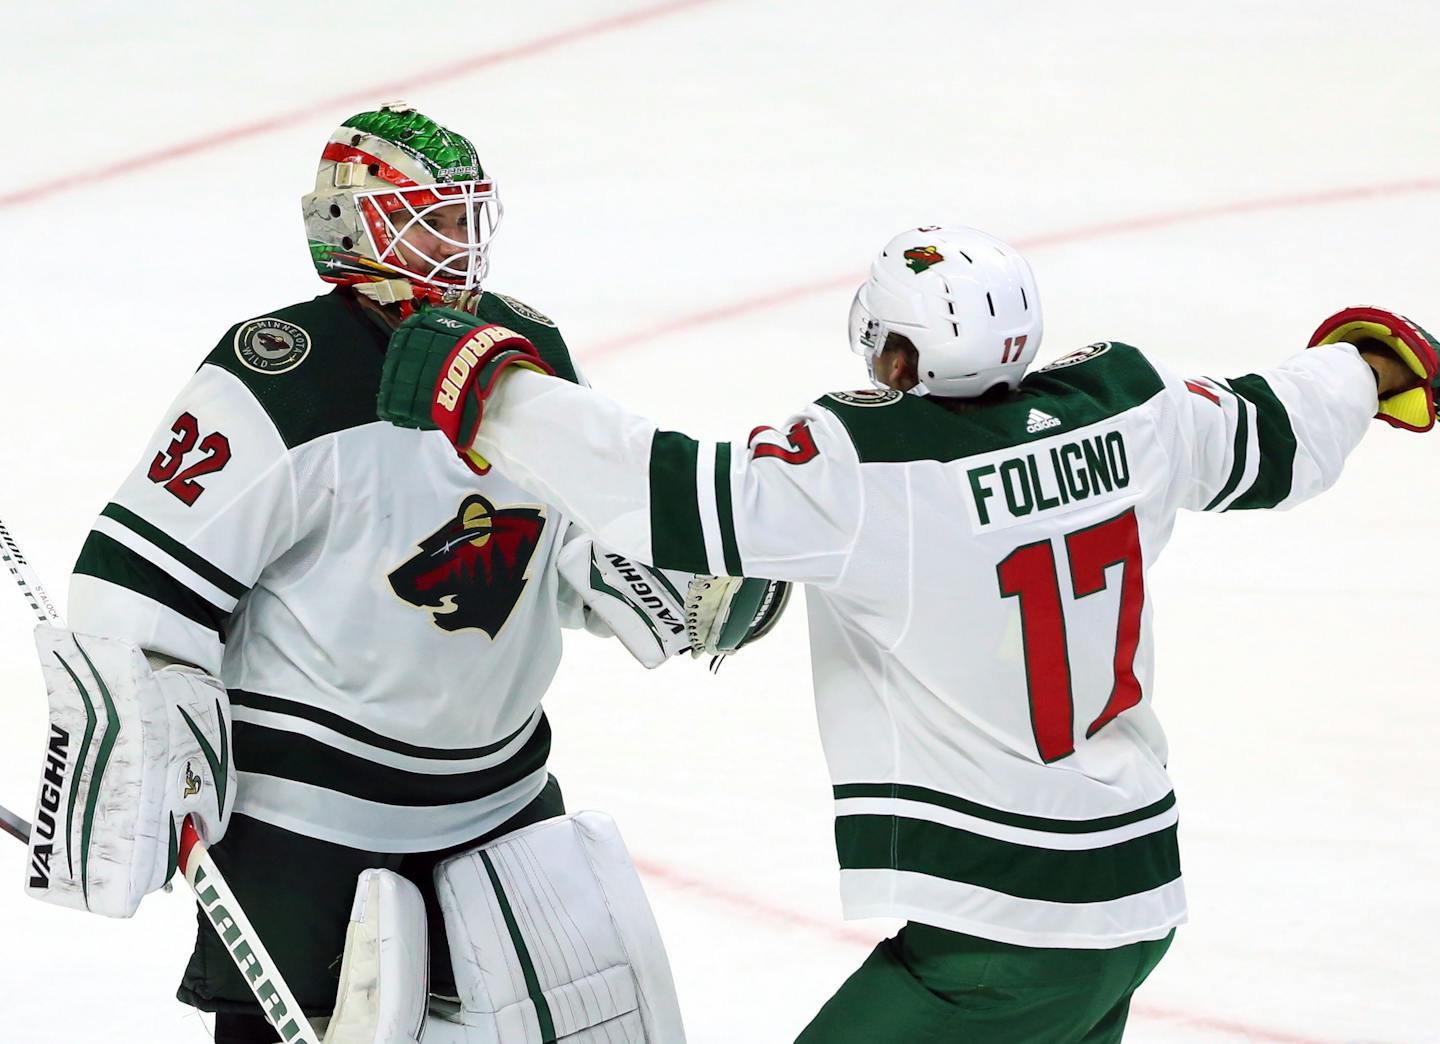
left=26, top=104, right=785, bottom=1043
left=375, top=224, right=1437, bottom=1042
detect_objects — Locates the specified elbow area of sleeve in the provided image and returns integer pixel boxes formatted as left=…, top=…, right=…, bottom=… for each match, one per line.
left=647, top=431, right=740, bottom=575
left=1223, top=374, right=1297, bottom=510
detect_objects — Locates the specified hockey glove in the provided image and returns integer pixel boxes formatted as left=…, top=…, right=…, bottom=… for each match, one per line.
left=378, top=307, right=555, bottom=473
left=26, top=627, right=234, bottom=918
left=1308, top=306, right=1440, bottom=432
left=685, top=576, right=792, bottom=656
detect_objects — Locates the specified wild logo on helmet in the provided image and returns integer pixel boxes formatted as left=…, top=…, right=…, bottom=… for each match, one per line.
left=388, top=495, right=546, bottom=637
left=903, top=246, right=945, bottom=273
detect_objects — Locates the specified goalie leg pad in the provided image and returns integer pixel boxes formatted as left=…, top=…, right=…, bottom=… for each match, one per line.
left=25, top=625, right=234, bottom=918
left=433, top=812, right=686, bottom=1043
left=325, top=869, right=429, bottom=1044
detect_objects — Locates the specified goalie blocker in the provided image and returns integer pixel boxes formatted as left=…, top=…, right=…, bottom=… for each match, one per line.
left=25, top=625, right=234, bottom=917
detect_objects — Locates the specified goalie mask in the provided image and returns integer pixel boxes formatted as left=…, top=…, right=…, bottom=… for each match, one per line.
left=849, top=226, right=1042, bottom=398
left=303, top=104, right=501, bottom=310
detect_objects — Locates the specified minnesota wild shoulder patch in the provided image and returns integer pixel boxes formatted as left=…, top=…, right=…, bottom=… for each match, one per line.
left=1040, top=342, right=1110, bottom=372
left=825, top=389, right=903, bottom=408
left=494, top=294, right=556, bottom=328
left=234, top=318, right=312, bottom=375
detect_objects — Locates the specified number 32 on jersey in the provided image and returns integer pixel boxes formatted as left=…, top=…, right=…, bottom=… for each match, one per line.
left=147, top=412, right=232, bottom=507
left=997, top=507, right=1144, bottom=763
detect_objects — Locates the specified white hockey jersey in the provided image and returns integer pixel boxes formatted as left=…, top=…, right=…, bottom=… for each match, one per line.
left=70, top=289, right=679, bottom=853
left=468, top=338, right=1379, bottom=947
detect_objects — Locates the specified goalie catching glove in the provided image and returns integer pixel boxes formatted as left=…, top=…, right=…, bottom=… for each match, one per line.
left=685, top=574, right=791, bottom=656
left=377, top=307, right=553, bottom=474
left=25, top=627, right=234, bottom=918
left=1309, top=306, right=1440, bottom=432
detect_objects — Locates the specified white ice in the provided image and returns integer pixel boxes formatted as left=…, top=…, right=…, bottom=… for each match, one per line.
left=1, top=2, right=1437, bottom=1041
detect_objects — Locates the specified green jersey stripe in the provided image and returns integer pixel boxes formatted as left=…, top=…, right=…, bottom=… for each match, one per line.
left=1203, top=384, right=1250, bottom=511
left=479, top=850, right=558, bottom=1043
left=100, top=503, right=248, bottom=599
left=1227, top=374, right=1298, bottom=510
left=837, top=814, right=1180, bottom=904
left=74, top=531, right=230, bottom=638
left=713, top=442, right=742, bottom=576
left=833, top=783, right=1176, bottom=834
left=232, top=714, right=551, bottom=807
left=228, top=690, right=538, bottom=760
left=648, top=431, right=708, bottom=573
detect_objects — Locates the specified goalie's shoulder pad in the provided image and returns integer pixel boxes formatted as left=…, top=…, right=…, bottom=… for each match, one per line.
left=474, top=291, right=581, bottom=385
left=203, top=291, right=390, bottom=449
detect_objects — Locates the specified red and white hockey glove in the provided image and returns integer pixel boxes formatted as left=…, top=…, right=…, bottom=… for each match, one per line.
left=379, top=307, right=554, bottom=473
left=1308, top=306, right=1440, bottom=432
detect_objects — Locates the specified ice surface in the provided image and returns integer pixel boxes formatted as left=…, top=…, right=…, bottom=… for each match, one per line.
left=1, top=2, right=1437, bottom=1040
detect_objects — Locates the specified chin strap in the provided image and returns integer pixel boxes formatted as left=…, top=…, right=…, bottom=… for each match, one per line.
left=354, top=278, right=414, bottom=306
left=353, top=278, right=484, bottom=318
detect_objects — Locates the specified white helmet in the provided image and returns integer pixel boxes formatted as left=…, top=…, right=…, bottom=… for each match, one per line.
left=849, top=226, right=1042, bottom=398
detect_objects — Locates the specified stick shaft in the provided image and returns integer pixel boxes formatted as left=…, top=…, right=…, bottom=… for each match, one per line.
left=0, top=515, right=61, bottom=625
left=0, top=803, right=30, bottom=843
left=179, top=819, right=323, bottom=1044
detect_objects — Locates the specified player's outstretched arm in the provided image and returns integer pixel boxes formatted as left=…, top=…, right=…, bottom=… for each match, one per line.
left=1167, top=306, right=1436, bottom=514
left=377, top=309, right=862, bottom=585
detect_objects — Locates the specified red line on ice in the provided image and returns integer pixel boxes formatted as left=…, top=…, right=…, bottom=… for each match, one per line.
left=634, top=857, right=1342, bottom=1044
left=631, top=856, right=881, bottom=947
left=583, top=177, right=1440, bottom=360
left=0, top=0, right=717, bottom=210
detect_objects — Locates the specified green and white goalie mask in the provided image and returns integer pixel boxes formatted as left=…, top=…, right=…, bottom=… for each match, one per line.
left=358, top=181, right=500, bottom=289
left=303, top=103, right=502, bottom=309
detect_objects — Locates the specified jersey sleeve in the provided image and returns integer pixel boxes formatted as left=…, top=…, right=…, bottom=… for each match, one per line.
left=69, top=363, right=300, bottom=675
left=1159, top=342, right=1378, bottom=513
left=472, top=371, right=863, bottom=584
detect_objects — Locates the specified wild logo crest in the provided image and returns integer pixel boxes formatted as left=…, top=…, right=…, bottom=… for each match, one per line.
left=389, top=495, right=546, bottom=637
left=904, top=246, right=944, bottom=273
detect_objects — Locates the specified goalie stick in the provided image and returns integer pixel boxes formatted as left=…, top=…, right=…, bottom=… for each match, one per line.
left=0, top=513, right=325, bottom=1044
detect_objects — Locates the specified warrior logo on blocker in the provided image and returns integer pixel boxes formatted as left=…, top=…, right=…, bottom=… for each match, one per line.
left=389, top=495, right=547, bottom=637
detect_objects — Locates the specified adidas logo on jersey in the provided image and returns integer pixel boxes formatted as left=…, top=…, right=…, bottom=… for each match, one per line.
left=1026, top=408, right=1061, bottom=433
